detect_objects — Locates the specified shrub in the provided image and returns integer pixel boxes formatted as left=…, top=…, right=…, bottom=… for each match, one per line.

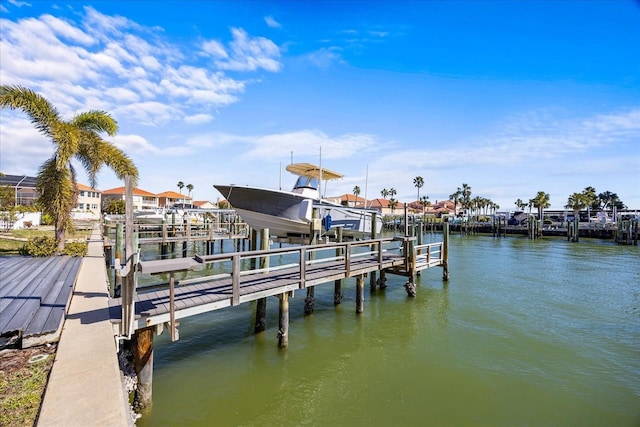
left=20, top=236, right=57, bottom=257
left=40, top=213, right=54, bottom=225
left=19, top=236, right=88, bottom=257
left=62, top=241, right=88, bottom=257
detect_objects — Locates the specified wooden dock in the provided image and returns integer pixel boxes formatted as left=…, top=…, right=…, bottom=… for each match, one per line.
left=0, top=256, right=82, bottom=349
left=108, top=237, right=446, bottom=333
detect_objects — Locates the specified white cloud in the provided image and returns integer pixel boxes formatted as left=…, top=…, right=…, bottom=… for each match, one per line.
left=265, top=15, right=281, bottom=29
left=206, top=27, right=282, bottom=72
left=184, top=114, right=214, bottom=125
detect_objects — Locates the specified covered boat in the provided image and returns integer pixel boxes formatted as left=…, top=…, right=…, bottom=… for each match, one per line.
left=214, top=163, right=382, bottom=239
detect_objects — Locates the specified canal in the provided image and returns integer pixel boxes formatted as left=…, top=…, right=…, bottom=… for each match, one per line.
left=136, top=233, right=639, bottom=426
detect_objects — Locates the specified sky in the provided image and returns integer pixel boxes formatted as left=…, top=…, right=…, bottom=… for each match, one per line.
left=1, top=0, right=639, bottom=210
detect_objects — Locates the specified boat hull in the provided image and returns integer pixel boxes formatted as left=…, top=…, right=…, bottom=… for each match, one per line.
left=214, top=185, right=381, bottom=238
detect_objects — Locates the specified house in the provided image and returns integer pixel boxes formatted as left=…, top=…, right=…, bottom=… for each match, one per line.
left=157, top=190, right=192, bottom=208
left=367, top=198, right=406, bottom=217
left=337, top=194, right=367, bottom=208
left=75, top=183, right=101, bottom=213
left=0, top=174, right=38, bottom=207
left=193, top=200, right=216, bottom=209
left=101, top=186, right=159, bottom=211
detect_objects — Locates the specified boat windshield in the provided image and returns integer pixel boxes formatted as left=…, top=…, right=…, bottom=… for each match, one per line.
left=293, top=176, right=319, bottom=190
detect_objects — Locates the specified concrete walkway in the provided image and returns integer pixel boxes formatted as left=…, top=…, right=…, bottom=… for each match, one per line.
left=38, top=225, right=131, bottom=426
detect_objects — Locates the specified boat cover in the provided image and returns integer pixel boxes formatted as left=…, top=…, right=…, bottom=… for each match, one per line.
left=285, top=163, right=344, bottom=180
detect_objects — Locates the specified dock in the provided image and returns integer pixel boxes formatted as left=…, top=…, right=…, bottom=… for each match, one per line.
left=107, top=237, right=445, bottom=332
left=0, top=256, right=81, bottom=349
left=107, top=219, right=450, bottom=410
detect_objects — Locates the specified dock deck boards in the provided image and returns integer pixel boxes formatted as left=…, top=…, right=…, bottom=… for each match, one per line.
left=108, top=252, right=411, bottom=330
left=0, top=256, right=82, bottom=348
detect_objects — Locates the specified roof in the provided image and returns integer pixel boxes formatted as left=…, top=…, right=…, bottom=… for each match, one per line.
left=77, top=183, right=100, bottom=192
left=0, top=174, right=37, bottom=188
left=156, top=190, right=189, bottom=199
left=101, top=186, right=157, bottom=197
left=339, top=194, right=366, bottom=203
left=285, top=163, right=343, bottom=180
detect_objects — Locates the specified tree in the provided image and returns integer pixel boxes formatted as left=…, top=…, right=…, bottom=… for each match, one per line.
left=103, top=199, right=126, bottom=214
left=187, top=183, right=194, bottom=200
left=514, top=198, right=527, bottom=211
left=531, top=191, right=550, bottom=220
left=1, top=85, right=138, bottom=249
left=449, top=188, right=462, bottom=216
left=388, top=188, right=397, bottom=199
left=389, top=198, right=398, bottom=214
left=413, top=176, right=424, bottom=208
left=566, top=192, right=589, bottom=216
left=380, top=188, right=389, bottom=199
left=461, top=183, right=472, bottom=214
left=419, top=195, right=430, bottom=217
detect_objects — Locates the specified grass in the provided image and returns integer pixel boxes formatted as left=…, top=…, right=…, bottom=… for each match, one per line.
left=0, top=228, right=91, bottom=255
left=0, top=347, right=56, bottom=427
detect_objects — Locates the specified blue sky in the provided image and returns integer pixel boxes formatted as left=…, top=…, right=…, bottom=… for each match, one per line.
left=1, top=0, right=639, bottom=210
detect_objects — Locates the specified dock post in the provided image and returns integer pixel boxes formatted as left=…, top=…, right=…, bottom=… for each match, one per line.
left=404, top=231, right=417, bottom=297
left=334, top=226, right=343, bottom=305
left=356, top=274, right=365, bottom=314
left=304, top=209, right=319, bottom=315
left=134, top=326, right=154, bottom=410
left=442, top=217, right=450, bottom=281
left=277, top=292, right=290, bottom=348
left=369, top=212, right=378, bottom=291
left=115, top=223, right=123, bottom=296
left=255, top=228, right=269, bottom=333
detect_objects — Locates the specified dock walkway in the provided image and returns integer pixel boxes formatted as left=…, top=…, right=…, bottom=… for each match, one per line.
left=108, top=238, right=444, bottom=332
left=38, top=225, right=131, bottom=426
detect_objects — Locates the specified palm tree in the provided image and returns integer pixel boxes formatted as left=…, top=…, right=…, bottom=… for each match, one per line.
left=514, top=198, right=527, bottom=211
left=1, top=85, right=138, bottom=249
left=413, top=176, right=424, bottom=208
left=186, top=183, right=194, bottom=203
left=461, top=183, right=472, bottom=215
left=449, top=188, right=462, bottom=216
left=419, top=195, right=430, bottom=218
left=352, top=186, right=361, bottom=207
left=389, top=198, right=398, bottom=214
left=566, top=192, right=589, bottom=217
left=531, top=191, right=550, bottom=220
left=388, top=188, right=397, bottom=199
left=380, top=188, right=389, bottom=199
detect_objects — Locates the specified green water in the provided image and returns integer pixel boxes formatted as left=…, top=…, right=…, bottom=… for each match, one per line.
left=136, top=234, right=640, bottom=426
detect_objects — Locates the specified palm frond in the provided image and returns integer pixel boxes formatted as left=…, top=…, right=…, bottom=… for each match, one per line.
left=71, top=110, right=118, bottom=136
left=0, top=85, right=61, bottom=138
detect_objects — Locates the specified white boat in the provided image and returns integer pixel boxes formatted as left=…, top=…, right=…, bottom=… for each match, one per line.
left=214, top=163, right=382, bottom=239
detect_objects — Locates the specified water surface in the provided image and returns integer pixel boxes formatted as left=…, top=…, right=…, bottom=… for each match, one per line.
left=137, top=234, right=640, bottom=426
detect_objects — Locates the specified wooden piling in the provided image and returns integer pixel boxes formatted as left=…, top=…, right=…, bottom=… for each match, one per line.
left=255, top=228, right=269, bottom=333
left=334, top=226, right=343, bottom=305
left=134, top=326, right=154, bottom=410
left=356, top=274, right=365, bottom=314
left=442, top=218, right=450, bottom=281
left=369, top=212, right=378, bottom=290
left=278, top=292, right=290, bottom=348
left=304, top=209, right=319, bottom=314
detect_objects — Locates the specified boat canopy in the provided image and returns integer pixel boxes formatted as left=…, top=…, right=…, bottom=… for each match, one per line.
left=285, top=163, right=344, bottom=181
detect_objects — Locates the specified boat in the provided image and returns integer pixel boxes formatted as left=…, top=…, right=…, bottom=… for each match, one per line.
left=214, top=163, right=382, bottom=239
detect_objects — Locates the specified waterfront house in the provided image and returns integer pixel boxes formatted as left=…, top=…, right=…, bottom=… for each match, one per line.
left=101, top=186, right=159, bottom=211
left=157, top=190, right=192, bottom=208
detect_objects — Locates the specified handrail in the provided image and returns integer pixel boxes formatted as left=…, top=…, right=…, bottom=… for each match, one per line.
left=138, top=237, right=405, bottom=290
